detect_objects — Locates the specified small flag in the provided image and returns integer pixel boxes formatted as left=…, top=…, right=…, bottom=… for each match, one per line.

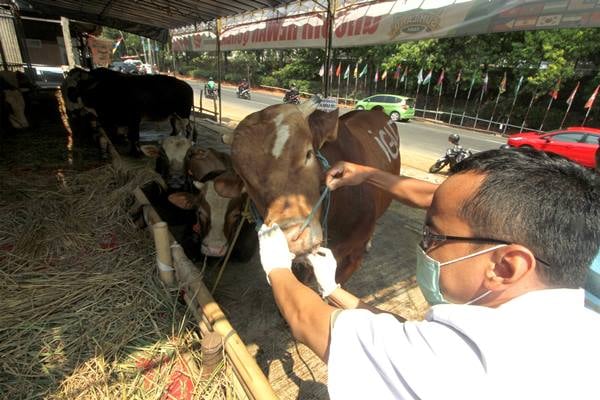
left=549, top=78, right=561, bottom=100
left=359, top=64, right=368, bottom=78
left=353, top=63, right=359, bottom=78
left=336, top=62, right=342, bottom=77
left=585, top=84, right=600, bottom=109
left=499, top=72, right=507, bottom=94
left=566, top=81, right=580, bottom=105
left=112, top=37, right=123, bottom=54
left=400, top=66, right=408, bottom=83
left=374, top=68, right=379, bottom=82
left=381, top=69, right=388, bottom=81
left=456, top=70, right=462, bottom=83
left=393, top=64, right=401, bottom=80
left=318, top=64, right=324, bottom=77
left=343, top=64, right=350, bottom=80
left=329, top=63, right=333, bottom=76
left=514, top=76, right=524, bottom=97
left=482, top=72, right=489, bottom=93
left=422, top=69, right=433, bottom=85
left=417, top=68, right=424, bottom=85
left=469, top=72, right=477, bottom=91
left=436, top=69, right=445, bottom=86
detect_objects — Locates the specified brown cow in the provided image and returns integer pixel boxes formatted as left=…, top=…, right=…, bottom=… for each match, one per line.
left=226, top=97, right=400, bottom=284
left=168, top=147, right=257, bottom=262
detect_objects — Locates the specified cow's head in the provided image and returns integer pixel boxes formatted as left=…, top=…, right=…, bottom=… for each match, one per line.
left=62, top=68, right=89, bottom=110
left=228, top=96, right=339, bottom=256
left=168, top=147, right=244, bottom=257
left=141, top=135, right=193, bottom=191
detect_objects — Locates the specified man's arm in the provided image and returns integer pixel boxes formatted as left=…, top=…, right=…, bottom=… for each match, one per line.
left=269, top=269, right=335, bottom=361
left=326, top=287, right=406, bottom=322
left=325, top=161, right=438, bottom=209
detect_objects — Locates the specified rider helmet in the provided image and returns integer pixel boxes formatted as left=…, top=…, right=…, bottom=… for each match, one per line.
left=448, top=133, right=460, bottom=145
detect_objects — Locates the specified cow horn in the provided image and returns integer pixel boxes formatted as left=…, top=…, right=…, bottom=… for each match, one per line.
left=298, top=94, right=322, bottom=117
left=193, top=180, right=204, bottom=190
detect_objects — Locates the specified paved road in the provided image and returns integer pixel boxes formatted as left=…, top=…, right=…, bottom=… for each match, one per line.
left=187, top=80, right=507, bottom=159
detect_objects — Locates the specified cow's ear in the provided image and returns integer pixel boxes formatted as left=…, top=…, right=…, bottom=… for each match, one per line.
left=309, top=109, right=339, bottom=149
left=140, top=145, right=160, bottom=158
left=214, top=171, right=245, bottom=198
left=168, top=192, right=197, bottom=210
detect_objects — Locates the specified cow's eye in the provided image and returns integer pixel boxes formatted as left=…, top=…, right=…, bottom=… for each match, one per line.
left=305, top=150, right=313, bottom=163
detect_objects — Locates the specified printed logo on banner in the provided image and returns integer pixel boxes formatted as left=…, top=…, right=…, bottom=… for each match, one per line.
left=317, top=97, right=338, bottom=113
left=389, top=11, right=442, bottom=38
left=536, top=14, right=562, bottom=26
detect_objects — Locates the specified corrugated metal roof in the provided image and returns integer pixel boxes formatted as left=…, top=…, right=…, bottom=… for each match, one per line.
left=21, top=0, right=294, bottom=41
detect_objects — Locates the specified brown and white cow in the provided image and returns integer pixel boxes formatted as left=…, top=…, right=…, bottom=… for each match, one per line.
left=141, top=135, right=194, bottom=191
left=168, top=146, right=257, bottom=262
left=226, top=97, right=400, bottom=284
left=0, top=71, right=30, bottom=130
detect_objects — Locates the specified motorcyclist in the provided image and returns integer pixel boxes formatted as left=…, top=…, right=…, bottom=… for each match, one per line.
left=284, top=83, right=299, bottom=103
left=428, top=133, right=471, bottom=173
left=205, top=77, right=216, bottom=97
left=238, top=78, right=250, bottom=94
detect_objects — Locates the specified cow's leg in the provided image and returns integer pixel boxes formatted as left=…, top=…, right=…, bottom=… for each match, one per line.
left=335, top=249, right=366, bottom=286
left=127, top=116, right=142, bottom=156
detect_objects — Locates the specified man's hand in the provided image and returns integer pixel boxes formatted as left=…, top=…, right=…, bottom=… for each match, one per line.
left=325, top=161, right=373, bottom=191
left=307, top=247, right=340, bottom=297
left=258, top=224, right=295, bottom=283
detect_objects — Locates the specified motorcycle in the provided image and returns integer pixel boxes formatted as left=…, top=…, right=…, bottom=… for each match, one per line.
left=205, top=87, right=218, bottom=100
left=237, top=87, right=251, bottom=100
left=283, top=92, right=300, bottom=105
left=429, top=145, right=472, bottom=173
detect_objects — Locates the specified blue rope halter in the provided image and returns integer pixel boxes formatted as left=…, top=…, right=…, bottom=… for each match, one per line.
left=249, top=150, right=331, bottom=243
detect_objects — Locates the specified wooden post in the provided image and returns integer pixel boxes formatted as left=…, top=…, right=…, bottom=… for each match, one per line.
left=60, top=17, right=75, bottom=68
left=201, top=332, right=224, bottom=378
left=152, top=222, right=175, bottom=286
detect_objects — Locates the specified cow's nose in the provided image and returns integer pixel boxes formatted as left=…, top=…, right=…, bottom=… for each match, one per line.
left=167, top=176, right=185, bottom=190
left=201, top=242, right=227, bottom=257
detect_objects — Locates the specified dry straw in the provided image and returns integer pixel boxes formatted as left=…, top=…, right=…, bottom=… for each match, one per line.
left=0, top=164, right=236, bottom=399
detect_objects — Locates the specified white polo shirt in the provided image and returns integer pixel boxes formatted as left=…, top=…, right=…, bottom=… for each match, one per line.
left=328, top=288, right=599, bottom=400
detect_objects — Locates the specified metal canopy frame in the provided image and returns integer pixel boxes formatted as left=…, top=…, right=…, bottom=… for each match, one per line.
left=20, top=0, right=293, bottom=41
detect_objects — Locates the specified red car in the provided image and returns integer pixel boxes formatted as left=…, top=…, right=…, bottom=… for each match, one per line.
left=507, top=127, right=600, bottom=169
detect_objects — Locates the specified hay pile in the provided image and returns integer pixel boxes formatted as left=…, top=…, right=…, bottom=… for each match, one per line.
left=0, top=165, right=234, bottom=399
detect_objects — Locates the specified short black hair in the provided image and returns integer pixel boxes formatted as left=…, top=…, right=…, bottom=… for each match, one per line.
left=450, top=148, right=600, bottom=288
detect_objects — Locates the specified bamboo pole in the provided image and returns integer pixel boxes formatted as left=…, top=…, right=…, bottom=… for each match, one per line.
left=132, top=187, right=277, bottom=400
left=152, top=222, right=175, bottom=286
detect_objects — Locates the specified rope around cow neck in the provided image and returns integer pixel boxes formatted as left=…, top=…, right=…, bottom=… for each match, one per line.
left=248, top=150, right=331, bottom=245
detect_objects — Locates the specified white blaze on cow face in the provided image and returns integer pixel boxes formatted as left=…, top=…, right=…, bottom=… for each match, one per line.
left=201, top=181, right=229, bottom=257
left=271, top=113, right=290, bottom=158
left=4, top=89, right=28, bottom=129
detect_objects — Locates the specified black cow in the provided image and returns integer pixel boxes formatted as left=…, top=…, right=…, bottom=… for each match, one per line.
left=63, top=68, right=193, bottom=155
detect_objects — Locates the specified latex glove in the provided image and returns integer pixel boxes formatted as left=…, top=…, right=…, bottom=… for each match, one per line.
left=258, top=223, right=295, bottom=284
left=306, top=247, right=340, bottom=297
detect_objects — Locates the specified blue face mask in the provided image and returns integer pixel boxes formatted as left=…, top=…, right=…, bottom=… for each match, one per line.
left=416, top=244, right=507, bottom=305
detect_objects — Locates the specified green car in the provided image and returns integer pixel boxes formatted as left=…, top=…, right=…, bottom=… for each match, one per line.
left=355, top=94, right=416, bottom=121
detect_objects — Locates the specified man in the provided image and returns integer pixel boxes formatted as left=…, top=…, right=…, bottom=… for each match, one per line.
left=205, top=77, right=216, bottom=97
left=258, top=148, right=600, bottom=399
left=283, top=82, right=300, bottom=104
left=238, top=78, right=249, bottom=94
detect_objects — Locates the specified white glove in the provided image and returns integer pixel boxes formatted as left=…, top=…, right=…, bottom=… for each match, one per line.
left=258, top=223, right=295, bottom=284
left=306, top=247, right=340, bottom=297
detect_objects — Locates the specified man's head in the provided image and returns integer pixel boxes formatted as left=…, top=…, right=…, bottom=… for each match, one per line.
left=423, top=148, right=600, bottom=306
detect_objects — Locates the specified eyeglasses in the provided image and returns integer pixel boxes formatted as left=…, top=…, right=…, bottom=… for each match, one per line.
left=420, top=225, right=508, bottom=252
left=420, top=225, right=551, bottom=268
